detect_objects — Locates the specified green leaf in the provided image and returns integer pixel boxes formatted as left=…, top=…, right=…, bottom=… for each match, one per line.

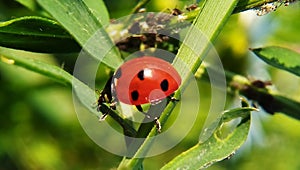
left=0, top=48, right=73, bottom=86
left=16, top=0, right=38, bottom=11
left=37, top=0, right=123, bottom=69
left=118, top=0, right=239, bottom=169
left=161, top=104, right=254, bottom=170
left=172, top=0, right=239, bottom=81
left=84, top=0, right=110, bottom=26
left=0, top=47, right=136, bottom=136
left=251, top=46, right=300, bottom=77
left=0, top=16, right=80, bottom=53
left=15, top=0, right=50, bottom=17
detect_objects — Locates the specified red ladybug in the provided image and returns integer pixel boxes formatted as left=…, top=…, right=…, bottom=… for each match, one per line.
left=112, top=56, right=181, bottom=105
left=97, top=56, right=181, bottom=130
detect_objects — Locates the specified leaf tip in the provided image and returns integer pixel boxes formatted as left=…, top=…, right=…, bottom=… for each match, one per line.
left=249, top=47, right=261, bottom=52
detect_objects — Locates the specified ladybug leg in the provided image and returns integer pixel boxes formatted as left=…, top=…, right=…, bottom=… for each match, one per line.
left=97, top=101, right=117, bottom=121
left=136, top=105, right=161, bottom=132
left=135, top=105, right=144, bottom=112
left=135, top=105, right=161, bottom=132
left=168, top=96, right=180, bottom=102
left=96, top=103, right=109, bottom=121
left=154, top=117, right=161, bottom=133
left=135, top=105, right=151, bottom=118
left=99, top=112, right=108, bottom=121
left=109, top=100, right=117, bottom=110
left=96, top=96, right=116, bottom=121
left=98, top=101, right=118, bottom=121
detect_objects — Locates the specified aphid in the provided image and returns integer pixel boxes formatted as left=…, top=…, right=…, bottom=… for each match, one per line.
left=256, top=3, right=278, bottom=16
left=186, top=4, right=198, bottom=11
left=171, top=8, right=183, bottom=16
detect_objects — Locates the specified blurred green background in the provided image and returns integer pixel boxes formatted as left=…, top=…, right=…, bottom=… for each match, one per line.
left=1, top=0, right=300, bottom=169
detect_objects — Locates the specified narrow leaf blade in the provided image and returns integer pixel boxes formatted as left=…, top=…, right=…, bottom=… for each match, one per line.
left=161, top=106, right=253, bottom=170
left=0, top=47, right=136, bottom=135
left=84, top=0, right=110, bottom=26
left=0, top=48, right=73, bottom=86
left=37, top=0, right=122, bottom=69
left=251, top=46, right=300, bottom=77
left=0, top=16, right=81, bottom=53
left=16, top=0, right=38, bottom=11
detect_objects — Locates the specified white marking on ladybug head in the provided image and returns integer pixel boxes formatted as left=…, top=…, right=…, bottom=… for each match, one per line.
left=144, top=68, right=153, bottom=78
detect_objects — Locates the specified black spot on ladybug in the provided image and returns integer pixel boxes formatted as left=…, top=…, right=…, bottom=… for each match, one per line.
left=160, top=79, right=169, bottom=92
left=115, top=68, right=122, bottom=79
left=137, top=70, right=144, bottom=80
left=131, top=90, right=139, bottom=101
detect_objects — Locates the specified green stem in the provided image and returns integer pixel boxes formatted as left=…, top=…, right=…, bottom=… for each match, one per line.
left=201, top=65, right=300, bottom=120
left=131, top=0, right=151, bottom=14
left=234, top=0, right=300, bottom=13
left=234, top=0, right=276, bottom=13
left=117, top=0, right=239, bottom=169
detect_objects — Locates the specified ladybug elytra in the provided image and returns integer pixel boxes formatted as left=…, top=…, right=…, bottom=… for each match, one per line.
left=112, top=56, right=181, bottom=105
left=97, top=56, right=181, bottom=131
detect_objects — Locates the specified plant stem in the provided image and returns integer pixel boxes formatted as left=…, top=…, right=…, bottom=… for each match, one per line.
left=117, top=0, right=239, bottom=169
left=234, top=0, right=300, bottom=13
left=131, top=0, right=151, bottom=14
left=201, top=65, right=300, bottom=120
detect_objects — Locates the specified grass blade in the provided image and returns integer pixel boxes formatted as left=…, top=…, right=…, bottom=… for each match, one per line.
left=84, top=0, right=110, bottom=26
left=37, top=0, right=123, bottom=69
left=0, top=16, right=80, bottom=53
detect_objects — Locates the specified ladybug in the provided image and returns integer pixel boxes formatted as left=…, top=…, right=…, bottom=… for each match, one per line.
left=97, top=56, right=181, bottom=132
